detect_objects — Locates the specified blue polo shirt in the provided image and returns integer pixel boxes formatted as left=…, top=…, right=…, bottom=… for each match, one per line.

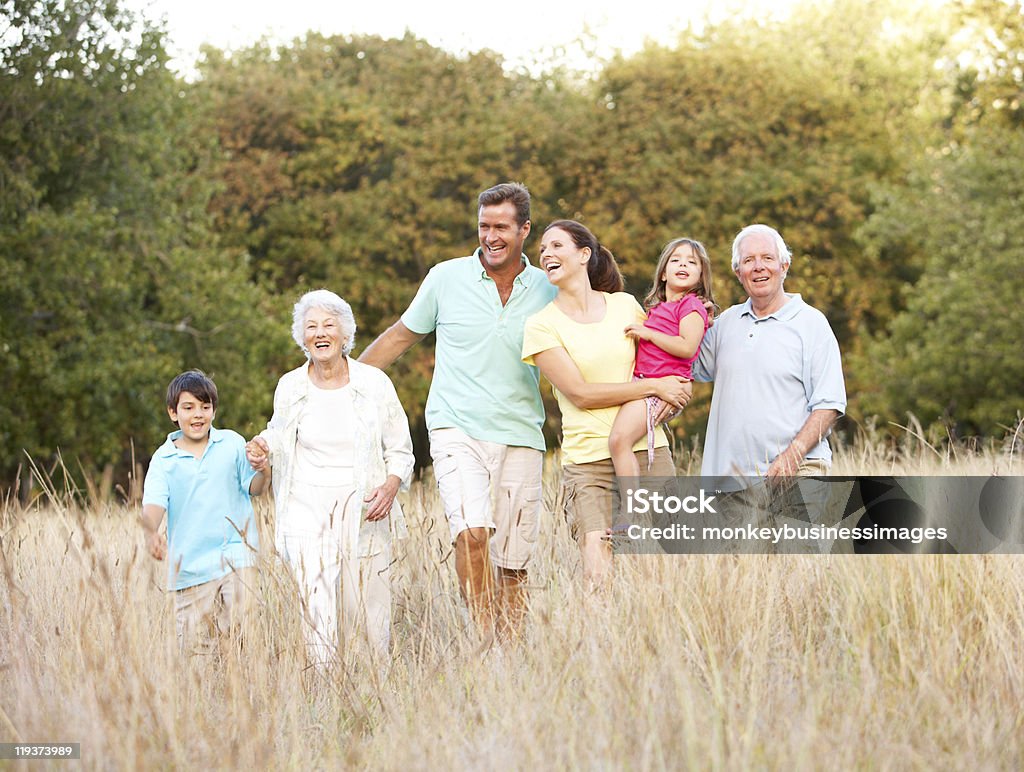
left=693, top=294, right=846, bottom=477
left=401, top=251, right=557, bottom=450
left=142, top=426, right=259, bottom=590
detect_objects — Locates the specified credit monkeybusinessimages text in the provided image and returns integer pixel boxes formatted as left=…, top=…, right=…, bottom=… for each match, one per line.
left=621, top=522, right=949, bottom=544
left=621, top=488, right=949, bottom=545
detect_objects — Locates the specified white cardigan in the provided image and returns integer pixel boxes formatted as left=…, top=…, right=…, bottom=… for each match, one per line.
left=260, top=358, right=415, bottom=558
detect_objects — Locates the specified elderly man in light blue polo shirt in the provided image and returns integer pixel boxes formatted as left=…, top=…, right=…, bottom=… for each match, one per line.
left=360, top=182, right=556, bottom=637
left=693, top=224, right=846, bottom=480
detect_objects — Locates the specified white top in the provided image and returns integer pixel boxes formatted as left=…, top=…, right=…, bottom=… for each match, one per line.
left=260, top=358, right=415, bottom=558
left=293, top=381, right=356, bottom=485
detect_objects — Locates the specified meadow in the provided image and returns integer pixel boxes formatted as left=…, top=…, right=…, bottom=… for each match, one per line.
left=2, top=431, right=1023, bottom=770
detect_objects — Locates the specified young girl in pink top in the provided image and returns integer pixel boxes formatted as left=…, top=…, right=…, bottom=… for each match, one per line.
left=609, top=238, right=715, bottom=476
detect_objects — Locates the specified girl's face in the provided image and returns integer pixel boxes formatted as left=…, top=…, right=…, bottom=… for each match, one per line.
left=662, top=244, right=702, bottom=297
left=539, top=227, right=589, bottom=286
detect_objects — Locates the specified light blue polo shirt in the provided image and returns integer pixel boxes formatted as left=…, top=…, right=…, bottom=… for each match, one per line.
left=401, top=251, right=557, bottom=450
left=142, top=426, right=259, bottom=590
left=693, top=293, right=847, bottom=477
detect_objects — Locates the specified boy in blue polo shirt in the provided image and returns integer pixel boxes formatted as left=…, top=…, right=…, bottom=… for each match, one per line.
left=141, top=370, right=269, bottom=653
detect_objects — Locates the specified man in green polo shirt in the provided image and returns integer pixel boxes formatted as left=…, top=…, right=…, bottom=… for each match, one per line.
left=360, top=182, right=556, bottom=638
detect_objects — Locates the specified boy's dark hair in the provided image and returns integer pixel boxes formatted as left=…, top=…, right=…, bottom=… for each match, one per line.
left=166, top=370, right=218, bottom=412
left=478, top=182, right=531, bottom=226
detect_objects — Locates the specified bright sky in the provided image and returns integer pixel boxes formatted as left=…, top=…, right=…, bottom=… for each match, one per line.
left=125, top=0, right=792, bottom=74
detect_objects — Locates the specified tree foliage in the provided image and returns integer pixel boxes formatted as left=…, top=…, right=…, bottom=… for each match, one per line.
left=853, top=0, right=1024, bottom=435
left=856, top=125, right=1024, bottom=435
left=0, top=0, right=282, bottom=487
left=2, top=0, right=1022, bottom=490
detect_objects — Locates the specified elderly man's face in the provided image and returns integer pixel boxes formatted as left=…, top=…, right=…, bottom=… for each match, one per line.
left=735, top=232, right=786, bottom=306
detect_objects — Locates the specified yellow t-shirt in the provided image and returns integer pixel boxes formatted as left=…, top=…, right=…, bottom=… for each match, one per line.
left=522, top=292, right=668, bottom=465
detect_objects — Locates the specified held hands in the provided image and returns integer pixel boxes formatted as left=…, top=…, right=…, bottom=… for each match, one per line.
left=624, top=323, right=654, bottom=342
left=364, top=476, right=401, bottom=521
left=246, top=436, right=270, bottom=472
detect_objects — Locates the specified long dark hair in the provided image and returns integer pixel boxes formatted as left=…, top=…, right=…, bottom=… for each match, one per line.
left=543, top=219, right=624, bottom=293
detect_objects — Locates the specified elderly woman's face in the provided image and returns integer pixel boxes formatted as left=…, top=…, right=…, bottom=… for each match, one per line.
left=303, top=306, right=346, bottom=363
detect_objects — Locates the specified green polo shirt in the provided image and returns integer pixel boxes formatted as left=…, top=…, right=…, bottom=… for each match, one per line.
left=401, top=250, right=557, bottom=450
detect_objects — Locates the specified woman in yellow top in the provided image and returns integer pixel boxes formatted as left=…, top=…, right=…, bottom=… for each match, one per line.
left=522, top=220, right=692, bottom=585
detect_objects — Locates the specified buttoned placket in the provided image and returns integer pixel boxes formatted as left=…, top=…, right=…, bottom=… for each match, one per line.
left=482, top=270, right=527, bottom=337
left=744, top=309, right=781, bottom=344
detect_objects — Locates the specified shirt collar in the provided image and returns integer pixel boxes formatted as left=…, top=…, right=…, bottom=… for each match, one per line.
left=295, top=357, right=370, bottom=400
left=740, top=292, right=805, bottom=321
left=155, top=425, right=223, bottom=458
left=472, top=248, right=534, bottom=285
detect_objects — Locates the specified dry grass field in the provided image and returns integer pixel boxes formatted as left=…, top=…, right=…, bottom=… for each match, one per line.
left=2, top=431, right=1023, bottom=770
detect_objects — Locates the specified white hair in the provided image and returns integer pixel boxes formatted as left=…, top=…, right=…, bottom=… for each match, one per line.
left=731, top=224, right=792, bottom=272
left=291, top=289, right=357, bottom=358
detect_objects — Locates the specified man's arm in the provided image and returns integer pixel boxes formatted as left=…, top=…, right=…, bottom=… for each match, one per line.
left=358, top=320, right=426, bottom=370
left=766, top=409, right=841, bottom=478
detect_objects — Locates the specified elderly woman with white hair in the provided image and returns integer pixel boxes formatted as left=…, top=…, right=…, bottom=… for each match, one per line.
left=246, top=289, right=414, bottom=665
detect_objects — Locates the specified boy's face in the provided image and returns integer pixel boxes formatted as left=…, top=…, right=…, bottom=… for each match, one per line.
left=168, top=390, right=215, bottom=443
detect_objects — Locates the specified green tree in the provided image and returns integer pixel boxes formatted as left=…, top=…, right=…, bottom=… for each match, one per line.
left=854, top=1, right=1024, bottom=435
left=557, top=1, right=944, bottom=442
left=0, top=0, right=283, bottom=491
left=856, top=124, right=1024, bottom=434
left=194, top=33, right=590, bottom=454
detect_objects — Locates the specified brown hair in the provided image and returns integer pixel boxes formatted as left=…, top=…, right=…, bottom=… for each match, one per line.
left=643, top=237, right=716, bottom=310
left=543, top=219, right=624, bottom=293
left=478, top=182, right=531, bottom=226
left=166, top=369, right=218, bottom=412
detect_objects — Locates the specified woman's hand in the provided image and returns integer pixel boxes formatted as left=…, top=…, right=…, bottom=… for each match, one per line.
left=246, top=437, right=271, bottom=472
left=624, top=323, right=653, bottom=342
left=651, top=376, right=692, bottom=408
left=364, top=475, right=401, bottom=521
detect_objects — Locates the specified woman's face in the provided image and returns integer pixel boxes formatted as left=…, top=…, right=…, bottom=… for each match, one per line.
left=539, top=226, right=589, bottom=286
left=303, top=306, right=346, bottom=364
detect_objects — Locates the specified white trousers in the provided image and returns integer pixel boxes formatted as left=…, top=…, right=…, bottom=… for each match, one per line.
left=279, top=482, right=392, bottom=665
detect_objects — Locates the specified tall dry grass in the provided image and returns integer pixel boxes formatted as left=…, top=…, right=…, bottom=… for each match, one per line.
left=1, top=434, right=1023, bottom=769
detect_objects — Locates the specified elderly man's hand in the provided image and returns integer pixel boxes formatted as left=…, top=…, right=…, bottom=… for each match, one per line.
left=246, top=436, right=270, bottom=472
left=703, top=298, right=717, bottom=327
left=767, top=447, right=803, bottom=479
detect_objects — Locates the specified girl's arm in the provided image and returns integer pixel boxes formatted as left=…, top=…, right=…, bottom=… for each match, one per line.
left=624, top=311, right=706, bottom=360
left=532, top=347, right=692, bottom=410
